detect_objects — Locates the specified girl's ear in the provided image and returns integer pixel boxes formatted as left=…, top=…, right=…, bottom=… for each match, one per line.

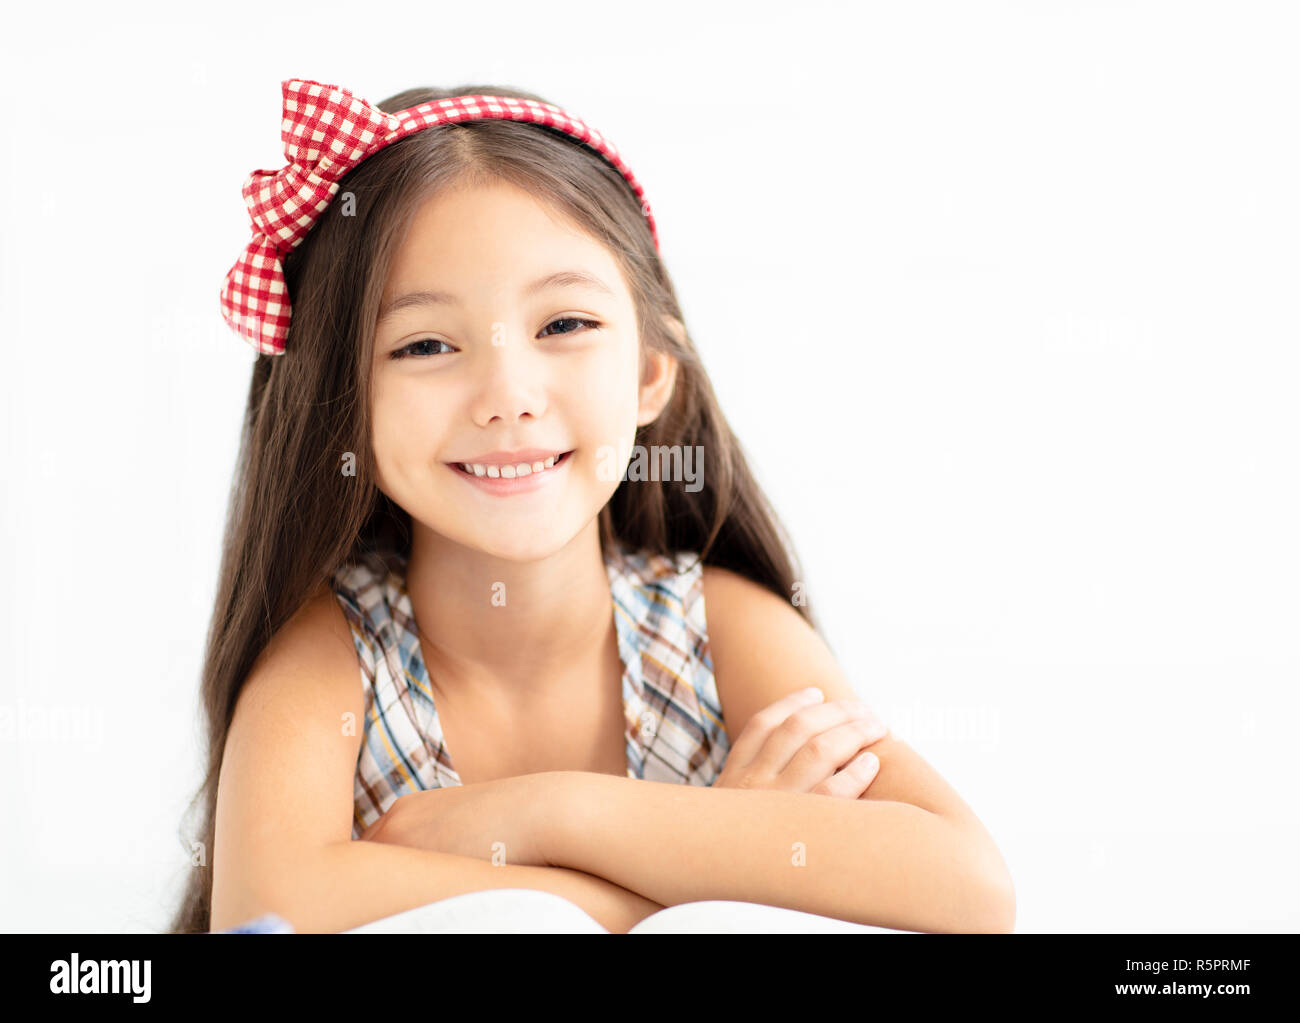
left=635, top=316, right=683, bottom=428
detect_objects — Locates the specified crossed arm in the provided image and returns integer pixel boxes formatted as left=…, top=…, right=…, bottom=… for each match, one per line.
left=376, top=755, right=1012, bottom=933
left=548, top=767, right=1013, bottom=933
left=373, top=567, right=1015, bottom=933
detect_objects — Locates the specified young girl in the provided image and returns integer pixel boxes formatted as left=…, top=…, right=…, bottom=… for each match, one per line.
left=172, top=78, right=1014, bottom=935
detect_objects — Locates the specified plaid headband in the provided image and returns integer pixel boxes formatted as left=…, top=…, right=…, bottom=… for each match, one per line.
left=219, top=78, right=659, bottom=355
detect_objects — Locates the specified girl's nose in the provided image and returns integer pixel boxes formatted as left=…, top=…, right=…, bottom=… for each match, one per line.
left=466, top=326, right=550, bottom=426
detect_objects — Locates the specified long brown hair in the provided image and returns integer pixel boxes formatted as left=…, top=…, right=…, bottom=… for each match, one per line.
left=169, top=82, right=822, bottom=933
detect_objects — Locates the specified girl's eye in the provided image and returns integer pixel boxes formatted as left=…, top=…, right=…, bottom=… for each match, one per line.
left=388, top=318, right=599, bottom=360
left=539, top=317, right=601, bottom=338
left=390, top=338, right=453, bottom=360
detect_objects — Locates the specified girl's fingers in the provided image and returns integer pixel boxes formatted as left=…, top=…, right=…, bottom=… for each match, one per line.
left=744, top=700, right=885, bottom=780
left=723, top=686, right=827, bottom=769
left=810, top=749, right=881, bottom=799
left=772, top=715, right=890, bottom=792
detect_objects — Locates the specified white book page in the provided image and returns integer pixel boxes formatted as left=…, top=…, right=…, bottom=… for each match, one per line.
left=344, top=891, right=919, bottom=934
left=628, top=901, right=918, bottom=934
left=344, top=888, right=610, bottom=934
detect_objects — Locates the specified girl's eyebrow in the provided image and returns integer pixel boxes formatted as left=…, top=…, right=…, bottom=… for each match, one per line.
left=378, top=270, right=614, bottom=323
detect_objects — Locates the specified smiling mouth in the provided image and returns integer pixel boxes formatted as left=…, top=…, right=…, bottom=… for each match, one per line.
left=449, top=450, right=574, bottom=478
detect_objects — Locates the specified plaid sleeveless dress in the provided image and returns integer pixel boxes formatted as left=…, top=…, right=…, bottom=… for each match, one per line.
left=331, top=539, right=732, bottom=839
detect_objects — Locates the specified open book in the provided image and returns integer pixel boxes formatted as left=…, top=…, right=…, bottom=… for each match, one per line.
left=341, top=888, right=914, bottom=934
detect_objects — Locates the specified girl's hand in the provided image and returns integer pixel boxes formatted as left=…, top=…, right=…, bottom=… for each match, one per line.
left=714, top=687, right=890, bottom=798
left=360, top=773, right=554, bottom=867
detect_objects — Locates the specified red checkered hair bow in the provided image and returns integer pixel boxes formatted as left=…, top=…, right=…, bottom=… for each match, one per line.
left=219, top=78, right=659, bottom=355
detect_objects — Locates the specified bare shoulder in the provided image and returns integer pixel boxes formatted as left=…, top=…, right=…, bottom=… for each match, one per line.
left=700, top=565, right=846, bottom=742
left=232, top=581, right=362, bottom=733
left=247, top=580, right=357, bottom=683
left=699, top=564, right=993, bottom=831
left=211, top=580, right=364, bottom=930
left=224, top=577, right=364, bottom=780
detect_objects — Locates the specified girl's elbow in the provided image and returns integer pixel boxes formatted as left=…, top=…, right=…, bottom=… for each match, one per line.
left=979, top=866, right=1017, bottom=933
left=935, top=814, right=1016, bottom=933
left=947, top=831, right=1016, bottom=932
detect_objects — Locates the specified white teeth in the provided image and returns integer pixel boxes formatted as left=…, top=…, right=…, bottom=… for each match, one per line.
left=457, top=453, right=565, bottom=478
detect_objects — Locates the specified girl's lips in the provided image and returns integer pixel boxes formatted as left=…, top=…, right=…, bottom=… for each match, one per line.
left=447, top=449, right=574, bottom=496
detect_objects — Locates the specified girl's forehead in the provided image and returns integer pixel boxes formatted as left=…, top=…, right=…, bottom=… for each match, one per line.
left=384, top=188, right=632, bottom=303
left=401, top=180, right=575, bottom=239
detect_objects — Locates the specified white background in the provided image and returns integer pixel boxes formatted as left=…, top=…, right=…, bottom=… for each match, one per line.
left=1, top=0, right=1296, bottom=933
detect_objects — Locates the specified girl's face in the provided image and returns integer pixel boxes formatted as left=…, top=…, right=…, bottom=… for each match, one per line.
left=369, top=180, right=673, bottom=561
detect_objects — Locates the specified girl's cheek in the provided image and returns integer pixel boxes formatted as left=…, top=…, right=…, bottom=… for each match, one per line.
left=371, top=415, right=412, bottom=486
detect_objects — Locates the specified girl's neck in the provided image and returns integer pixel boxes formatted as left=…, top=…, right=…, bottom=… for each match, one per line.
left=403, top=518, right=617, bottom=708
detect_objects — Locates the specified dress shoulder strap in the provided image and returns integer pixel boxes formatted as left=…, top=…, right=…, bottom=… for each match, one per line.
left=606, top=541, right=730, bottom=784
left=331, top=550, right=408, bottom=696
